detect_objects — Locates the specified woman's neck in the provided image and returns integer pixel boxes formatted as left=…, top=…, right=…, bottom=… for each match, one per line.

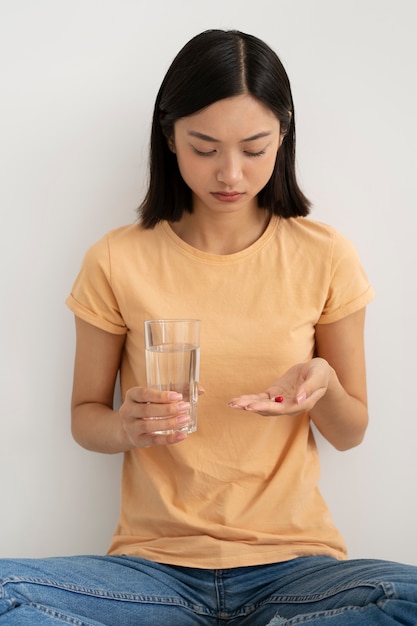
left=169, top=207, right=271, bottom=255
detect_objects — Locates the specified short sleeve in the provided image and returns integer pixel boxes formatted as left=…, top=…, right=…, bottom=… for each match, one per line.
left=66, top=234, right=127, bottom=334
left=317, top=230, right=375, bottom=324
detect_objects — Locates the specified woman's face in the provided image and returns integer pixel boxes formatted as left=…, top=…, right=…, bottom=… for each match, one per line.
left=171, top=94, right=282, bottom=216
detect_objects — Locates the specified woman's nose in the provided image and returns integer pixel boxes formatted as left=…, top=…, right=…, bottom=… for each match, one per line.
left=216, top=154, right=243, bottom=186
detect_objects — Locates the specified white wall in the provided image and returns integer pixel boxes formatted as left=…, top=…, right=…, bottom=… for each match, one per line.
left=1, top=0, right=416, bottom=564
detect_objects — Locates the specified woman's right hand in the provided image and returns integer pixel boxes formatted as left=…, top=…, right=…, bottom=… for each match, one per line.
left=71, top=318, right=194, bottom=453
left=119, top=387, right=191, bottom=448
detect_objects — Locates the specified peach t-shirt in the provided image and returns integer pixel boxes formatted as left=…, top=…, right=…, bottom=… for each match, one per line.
left=66, top=216, right=375, bottom=568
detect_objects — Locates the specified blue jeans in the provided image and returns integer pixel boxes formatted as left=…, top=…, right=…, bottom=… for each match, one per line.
left=1, top=555, right=416, bottom=624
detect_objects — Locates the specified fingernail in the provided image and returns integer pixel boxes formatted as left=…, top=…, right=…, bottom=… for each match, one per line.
left=297, top=391, right=307, bottom=403
left=177, top=414, right=190, bottom=425
left=178, top=402, right=190, bottom=411
left=167, top=392, right=182, bottom=401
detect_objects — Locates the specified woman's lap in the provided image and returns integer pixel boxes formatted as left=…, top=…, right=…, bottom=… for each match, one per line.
left=1, top=554, right=416, bottom=625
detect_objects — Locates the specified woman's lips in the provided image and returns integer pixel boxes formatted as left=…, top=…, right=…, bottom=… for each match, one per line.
left=211, top=192, right=244, bottom=202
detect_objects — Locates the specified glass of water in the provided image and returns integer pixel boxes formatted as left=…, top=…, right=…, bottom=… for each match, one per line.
left=144, top=319, right=200, bottom=434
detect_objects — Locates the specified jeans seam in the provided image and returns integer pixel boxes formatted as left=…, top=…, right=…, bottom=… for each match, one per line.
left=264, top=579, right=386, bottom=604
left=3, top=576, right=215, bottom=617
left=266, top=580, right=399, bottom=625
left=4, top=576, right=184, bottom=602
left=271, top=605, right=372, bottom=625
left=28, top=602, right=96, bottom=626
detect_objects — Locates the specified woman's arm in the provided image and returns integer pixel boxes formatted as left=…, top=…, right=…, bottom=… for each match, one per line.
left=228, top=308, right=369, bottom=451
left=71, top=317, right=192, bottom=453
left=309, top=307, right=369, bottom=450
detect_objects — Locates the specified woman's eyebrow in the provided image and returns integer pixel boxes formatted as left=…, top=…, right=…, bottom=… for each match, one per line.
left=187, top=130, right=272, bottom=142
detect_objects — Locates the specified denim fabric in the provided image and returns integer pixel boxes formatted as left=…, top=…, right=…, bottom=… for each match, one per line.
left=1, top=554, right=417, bottom=625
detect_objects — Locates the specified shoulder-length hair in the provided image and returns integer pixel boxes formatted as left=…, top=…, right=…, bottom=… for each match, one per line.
left=139, top=29, right=310, bottom=228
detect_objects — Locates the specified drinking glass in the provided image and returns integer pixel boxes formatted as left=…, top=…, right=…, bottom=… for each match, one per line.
left=144, top=319, right=200, bottom=434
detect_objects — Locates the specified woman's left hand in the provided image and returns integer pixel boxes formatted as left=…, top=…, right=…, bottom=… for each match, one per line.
left=227, top=357, right=331, bottom=416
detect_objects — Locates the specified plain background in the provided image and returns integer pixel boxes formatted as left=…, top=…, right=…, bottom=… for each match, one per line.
left=1, top=0, right=416, bottom=565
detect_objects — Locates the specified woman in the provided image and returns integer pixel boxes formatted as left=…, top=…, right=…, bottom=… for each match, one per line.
left=1, top=29, right=416, bottom=625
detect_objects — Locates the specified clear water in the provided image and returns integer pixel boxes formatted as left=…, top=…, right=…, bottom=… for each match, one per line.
left=145, top=343, right=200, bottom=434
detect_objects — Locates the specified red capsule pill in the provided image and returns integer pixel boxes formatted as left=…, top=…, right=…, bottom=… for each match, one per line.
left=274, top=396, right=284, bottom=403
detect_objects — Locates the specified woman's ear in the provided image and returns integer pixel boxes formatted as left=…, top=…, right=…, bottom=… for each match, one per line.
left=279, top=110, right=292, bottom=145
left=278, top=111, right=292, bottom=150
left=167, top=135, right=176, bottom=153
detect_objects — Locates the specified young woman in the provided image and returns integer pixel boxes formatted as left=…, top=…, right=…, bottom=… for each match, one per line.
left=1, top=29, right=416, bottom=625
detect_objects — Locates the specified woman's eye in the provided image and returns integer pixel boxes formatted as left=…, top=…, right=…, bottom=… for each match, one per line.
left=245, top=150, right=266, bottom=157
left=191, top=146, right=266, bottom=157
left=192, top=147, right=216, bottom=157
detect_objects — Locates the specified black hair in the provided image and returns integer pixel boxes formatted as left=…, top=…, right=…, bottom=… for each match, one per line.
left=139, top=29, right=310, bottom=228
